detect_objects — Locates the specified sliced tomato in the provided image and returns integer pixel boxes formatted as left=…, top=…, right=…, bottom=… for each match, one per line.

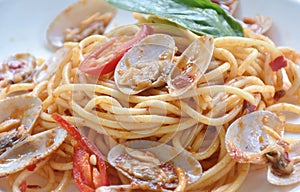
left=51, top=113, right=109, bottom=191
left=79, top=24, right=154, bottom=76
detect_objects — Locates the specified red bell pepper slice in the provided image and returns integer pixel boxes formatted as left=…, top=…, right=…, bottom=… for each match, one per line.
left=79, top=24, right=154, bottom=76
left=51, top=113, right=109, bottom=191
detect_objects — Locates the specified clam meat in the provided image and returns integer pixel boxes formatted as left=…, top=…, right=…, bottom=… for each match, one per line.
left=0, top=95, right=67, bottom=176
left=225, top=110, right=300, bottom=185
left=107, top=140, right=202, bottom=191
left=0, top=127, right=67, bottom=176
left=115, top=34, right=176, bottom=95
left=267, top=141, right=300, bottom=185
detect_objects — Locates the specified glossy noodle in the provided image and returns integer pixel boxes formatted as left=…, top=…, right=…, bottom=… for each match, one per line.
left=1, top=11, right=300, bottom=192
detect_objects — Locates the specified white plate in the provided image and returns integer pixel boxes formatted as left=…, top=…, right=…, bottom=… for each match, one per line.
left=0, top=0, right=300, bottom=191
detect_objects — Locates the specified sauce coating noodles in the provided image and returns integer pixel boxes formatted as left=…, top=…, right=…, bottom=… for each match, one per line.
left=2, top=24, right=300, bottom=191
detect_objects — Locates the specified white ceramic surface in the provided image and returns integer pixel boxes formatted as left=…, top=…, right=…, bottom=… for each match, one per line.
left=0, top=0, right=300, bottom=191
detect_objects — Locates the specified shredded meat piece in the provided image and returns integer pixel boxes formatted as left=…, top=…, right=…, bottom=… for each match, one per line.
left=118, top=61, right=160, bottom=91
left=242, top=100, right=256, bottom=113
left=269, top=56, right=287, bottom=71
left=265, top=149, right=294, bottom=176
left=273, top=90, right=286, bottom=101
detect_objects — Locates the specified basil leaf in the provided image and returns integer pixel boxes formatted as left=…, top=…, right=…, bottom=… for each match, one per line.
left=173, top=0, right=243, bottom=36
left=105, top=0, right=243, bottom=37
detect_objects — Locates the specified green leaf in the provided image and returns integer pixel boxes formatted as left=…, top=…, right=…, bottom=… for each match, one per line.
left=105, top=0, right=243, bottom=37
left=174, top=0, right=243, bottom=36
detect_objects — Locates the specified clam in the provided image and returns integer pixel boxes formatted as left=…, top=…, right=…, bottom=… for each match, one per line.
left=225, top=110, right=283, bottom=164
left=167, top=35, right=214, bottom=97
left=108, top=140, right=202, bottom=191
left=0, top=95, right=42, bottom=134
left=0, top=127, right=67, bottom=176
left=114, top=34, right=176, bottom=95
left=46, top=0, right=116, bottom=49
left=225, top=110, right=300, bottom=185
left=0, top=95, right=42, bottom=156
left=243, top=15, right=272, bottom=34
left=0, top=53, right=37, bottom=88
left=267, top=141, right=300, bottom=186
left=33, top=47, right=70, bottom=83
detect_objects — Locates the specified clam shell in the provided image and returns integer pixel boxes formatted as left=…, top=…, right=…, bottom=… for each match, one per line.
left=0, top=127, right=67, bottom=176
left=167, top=35, right=214, bottom=97
left=96, top=185, right=132, bottom=192
left=108, top=140, right=202, bottom=187
left=97, top=184, right=170, bottom=192
left=109, top=23, right=201, bottom=95
left=243, top=15, right=272, bottom=34
left=0, top=95, right=42, bottom=133
left=114, top=34, right=176, bottom=95
left=33, top=47, right=70, bottom=83
left=267, top=142, right=300, bottom=185
left=0, top=53, right=37, bottom=85
left=225, top=110, right=283, bottom=164
left=46, top=0, right=116, bottom=49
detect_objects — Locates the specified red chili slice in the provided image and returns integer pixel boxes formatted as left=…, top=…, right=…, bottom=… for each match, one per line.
left=51, top=114, right=110, bottom=191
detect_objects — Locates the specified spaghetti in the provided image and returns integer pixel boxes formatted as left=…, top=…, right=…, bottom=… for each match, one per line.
left=1, top=18, right=300, bottom=192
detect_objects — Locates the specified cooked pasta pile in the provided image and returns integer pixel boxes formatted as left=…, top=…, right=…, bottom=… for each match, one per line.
left=2, top=23, right=300, bottom=192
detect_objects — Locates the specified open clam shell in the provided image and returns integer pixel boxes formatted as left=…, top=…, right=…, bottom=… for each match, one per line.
left=243, top=15, right=272, bottom=34
left=267, top=142, right=300, bottom=185
left=114, top=34, right=176, bottom=95
left=109, top=23, right=203, bottom=96
left=167, top=35, right=214, bottom=97
left=0, top=127, right=67, bottom=176
left=33, top=47, right=70, bottom=83
left=0, top=53, right=37, bottom=86
left=108, top=140, right=202, bottom=190
left=97, top=184, right=170, bottom=192
left=0, top=95, right=42, bottom=133
left=46, top=0, right=116, bottom=49
left=225, top=110, right=283, bottom=164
